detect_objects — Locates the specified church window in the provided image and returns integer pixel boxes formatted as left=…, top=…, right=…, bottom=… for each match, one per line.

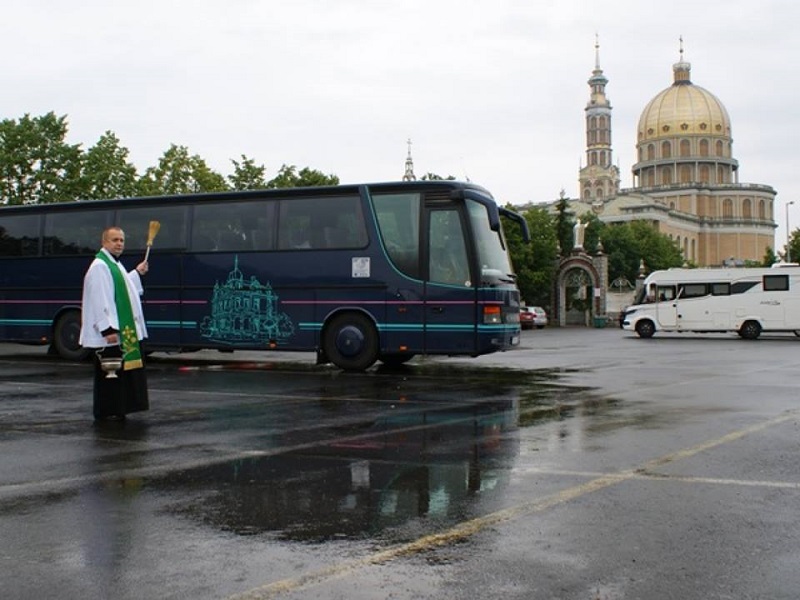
left=743, top=198, right=752, bottom=219
left=699, top=139, right=709, bottom=157
left=699, top=166, right=710, bottom=183
left=646, top=170, right=655, bottom=186
left=699, top=123, right=707, bottom=130
left=758, top=200, right=766, bottom=220
left=662, top=125, right=670, bottom=132
left=647, top=144, right=655, bottom=160
left=661, top=141, right=671, bottom=158
left=680, top=165, right=692, bottom=183
left=680, top=123, right=689, bottom=131
left=680, top=139, right=691, bottom=157
left=590, top=152, right=597, bottom=166
left=722, top=199, right=733, bottom=219
left=715, top=140, right=724, bottom=156
left=661, top=167, right=673, bottom=185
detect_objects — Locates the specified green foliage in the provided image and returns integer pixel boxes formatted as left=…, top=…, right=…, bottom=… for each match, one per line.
left=228, top=155, right=267, bottom=190
left=420, top=173, right=456, bottom=181
left=0, top=112, right=83, bottom=204
left=80, top=131, right=139, bottom=200
left=601, top=221, right=684, bottom=282
left=786, top=230, right=800, bottom=264
left=553, top=191, right=574, bottom=255
left=0, top=112, right=343, bottom=204
left=504, top=205, right=558, bottom=310
left=137, top=144, right=228, bottom=196
left=762, top=246, right=778, bottom=266
left=266, top=164, right=339, bottom=189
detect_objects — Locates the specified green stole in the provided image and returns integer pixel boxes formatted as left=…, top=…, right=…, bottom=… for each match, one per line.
left=96, top=251, right=143, bottom=370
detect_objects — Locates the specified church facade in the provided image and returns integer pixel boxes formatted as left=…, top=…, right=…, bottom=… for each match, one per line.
left=570, top=41, right=776, bottom=267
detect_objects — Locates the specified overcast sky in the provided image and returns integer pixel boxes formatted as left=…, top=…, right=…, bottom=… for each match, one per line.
left=3, top=0, right=798, bottom=247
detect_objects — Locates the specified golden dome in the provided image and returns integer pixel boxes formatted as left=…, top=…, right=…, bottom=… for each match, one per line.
left=637, top=59, right=731, bottom=144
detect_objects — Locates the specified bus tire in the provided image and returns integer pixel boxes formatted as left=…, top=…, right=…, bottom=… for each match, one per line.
left=739, top=320, right=761, bottom=340
left=378, top=353, right=415, bottom=367
left=635, top=319, right=656, bottom=339
left=323, top=312, right=379, bottom=371
left=53, top=310, right=91, bottom=361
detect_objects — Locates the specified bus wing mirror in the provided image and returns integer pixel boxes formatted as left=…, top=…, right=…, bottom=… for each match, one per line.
left=499, top=206, right=530, bottom=243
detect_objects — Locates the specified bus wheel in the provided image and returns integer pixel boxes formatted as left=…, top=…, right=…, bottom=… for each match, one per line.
left=378, top=353, right=415, bottom=367
left=739, top=320, right=761, bottom=340
left=53, top=310, right=91, bottom=361
left=635, top=319, right=656, bottom=339
left=323, top=313, right=379, bottom=371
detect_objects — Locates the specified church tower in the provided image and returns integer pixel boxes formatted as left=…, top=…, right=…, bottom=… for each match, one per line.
left=579, top=37, right=620, bottom=208
left=402, top=138, right=416, bottom=181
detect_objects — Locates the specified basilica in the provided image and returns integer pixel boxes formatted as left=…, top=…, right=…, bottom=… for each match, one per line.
left=571, top=40, right=776, bottom=266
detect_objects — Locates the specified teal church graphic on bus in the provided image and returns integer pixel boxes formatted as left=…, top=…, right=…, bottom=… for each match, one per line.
left=200, top=256, right=295, bottom=345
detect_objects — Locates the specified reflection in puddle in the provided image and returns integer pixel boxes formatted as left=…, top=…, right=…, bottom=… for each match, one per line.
left=154, top=367, right=623, bottom=543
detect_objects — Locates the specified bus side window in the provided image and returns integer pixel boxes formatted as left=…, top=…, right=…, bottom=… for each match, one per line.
left=0, top=215, right=40, bottom=257
left=117, top=205, right=188, bottom=251
left=44, top=211, right=111, bottom=255
left=371, top=192, right=421, bottom=278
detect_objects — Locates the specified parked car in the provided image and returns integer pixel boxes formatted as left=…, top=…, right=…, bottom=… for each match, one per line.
left=520, top=306, right=535, bottom=329
left=530, top=306, right=548, bottom=329
left=520, top=306, right=548, bottom=329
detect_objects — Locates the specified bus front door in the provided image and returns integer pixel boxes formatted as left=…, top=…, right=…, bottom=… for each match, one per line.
left=423, top=209, right=477, bottom=354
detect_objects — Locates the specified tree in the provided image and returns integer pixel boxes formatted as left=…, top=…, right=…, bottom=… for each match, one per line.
left=420, top=173, right=456, bottom=181
left=762, top=246, right=778, bottom=267
left=504, top=205, right=558, bottom=310
left=137, top=144, right=228, bottom=196
left=553, top=190, right=574, bottom=255
left=228, top=155, right=267, bottom=190
left=266, top=164, right=339, bottom=188
left=786, top=230, right=800, bottom=264
left=0, top=112, right=83, bottom=204
left=80, top=131, right=139, bottom=200
left=601, top=221, right=684, bottom=283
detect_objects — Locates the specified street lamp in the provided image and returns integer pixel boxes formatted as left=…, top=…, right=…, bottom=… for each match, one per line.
left=787, top=201, right=795, bottom=263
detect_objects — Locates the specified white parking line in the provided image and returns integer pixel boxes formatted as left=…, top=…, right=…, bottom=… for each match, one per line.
left=226, top=409, right=799, bottom=600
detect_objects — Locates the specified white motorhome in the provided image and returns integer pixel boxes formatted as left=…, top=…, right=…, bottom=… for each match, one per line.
left=621, top=266, right=800, bottom=339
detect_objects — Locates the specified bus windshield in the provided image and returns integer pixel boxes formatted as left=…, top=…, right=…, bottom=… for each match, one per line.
left=466, top=199, right=515, bottom=285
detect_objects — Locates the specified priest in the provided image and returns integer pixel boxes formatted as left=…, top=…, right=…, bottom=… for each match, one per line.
left=79, top=226, right=150, bottom=421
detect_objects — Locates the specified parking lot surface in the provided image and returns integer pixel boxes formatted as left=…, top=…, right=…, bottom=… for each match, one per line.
left=1, top=327, right=799, bottom=599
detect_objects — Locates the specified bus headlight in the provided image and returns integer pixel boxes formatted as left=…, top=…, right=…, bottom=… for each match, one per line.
left=483, top=305, right=502, bottom=324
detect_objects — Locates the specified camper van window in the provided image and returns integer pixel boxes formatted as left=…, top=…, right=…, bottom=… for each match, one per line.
left=710, top=282, right=730, bottom=296
left=763, top=274, right=789, bottom=292
left=679, top=283, right=708, bottom=298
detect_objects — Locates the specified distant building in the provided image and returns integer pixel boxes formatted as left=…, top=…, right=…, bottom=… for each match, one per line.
left=555, top=39, right=776, bottom=267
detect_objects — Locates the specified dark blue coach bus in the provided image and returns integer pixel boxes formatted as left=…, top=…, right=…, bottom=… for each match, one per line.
left=0, top=181, right=528, bottom=370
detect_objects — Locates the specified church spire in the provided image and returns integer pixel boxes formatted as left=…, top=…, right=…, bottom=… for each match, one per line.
left=402, top=138, right=416, bottom=181
left=673, top=35, right=692, bottom=84
left=579, top=35, right=620, bottom=205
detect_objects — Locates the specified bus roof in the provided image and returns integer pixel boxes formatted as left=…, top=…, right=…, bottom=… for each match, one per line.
left=0, top=180, right=496, bottom=213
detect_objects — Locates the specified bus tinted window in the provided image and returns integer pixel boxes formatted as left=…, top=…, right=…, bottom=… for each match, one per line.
left=763, top=274, right=789, bottom=291
left=429, top=209, right=470, bottom=286
left=44, top=211, right=111, bottom=255
left=0, top=214, right=40, bottom=257
left=277, top=195, right=366, bottom=251
left=192, top=201, right=273, bottom=252
left=371, top=192, right=421, bottom=278
left=117, top=205, right=188, bottom=251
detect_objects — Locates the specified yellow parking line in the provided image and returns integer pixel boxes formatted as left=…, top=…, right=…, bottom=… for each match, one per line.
left=227, top=410, right=799, bottom=600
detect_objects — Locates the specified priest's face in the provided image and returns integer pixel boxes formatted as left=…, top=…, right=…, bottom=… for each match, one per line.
left=102, top=228, right=126, bottom=257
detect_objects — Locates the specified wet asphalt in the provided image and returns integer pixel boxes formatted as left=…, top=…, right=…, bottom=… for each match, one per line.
left=1, top=327, right=799, bottom=600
